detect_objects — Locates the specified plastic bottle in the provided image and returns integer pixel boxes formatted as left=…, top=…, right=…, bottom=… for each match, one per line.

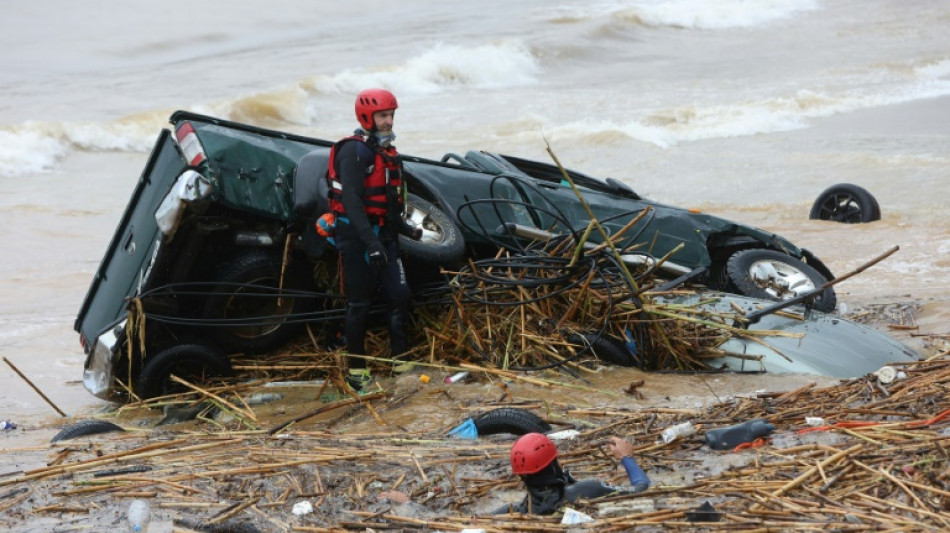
left=704, top=418, right=774, bottom=450
left=444, top=371, right=469, bottom=384
left=661, top=421, right=696, bottom=443
left=127, top=499, right=151, bottom=532
left=0, top=421, right=16, bottom=430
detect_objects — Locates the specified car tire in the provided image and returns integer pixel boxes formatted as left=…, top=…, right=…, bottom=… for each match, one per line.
left=202, top=251, right=310, bottom=354
left=138, top=343, right=233, bottom=399
left=399, top=194, right=466, bottom=274
left=473, top=407, right=552, bottom=436
left=566, top=332, right=637, bottom=367
left=809, top=183, right=881, bottom=223
left=723, top=249, right=836, bottom=312
left=50, top=419, right=126, bottom=442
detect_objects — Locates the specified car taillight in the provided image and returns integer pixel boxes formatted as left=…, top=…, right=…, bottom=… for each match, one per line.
left=175, top=122, right=207, bottom=166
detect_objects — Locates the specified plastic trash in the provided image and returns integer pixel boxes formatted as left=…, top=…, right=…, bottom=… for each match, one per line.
left=704, top=418, right=774, bottom=450
left=127, top=499, right=151, bottom=532
left=0, top=421, right=16, bottom=431
left=874, top=365, right=897, bottom=384
left=447, top=418, right=478, bottom=439
left=561, top=507, right=594, bottom=524
left=444, top=371, right=469, bottom=384
left=547, top=429, right=581, bottom=441
left=661, top=421, right=696, bottom=443
left=805, top=417, right=825, bottom=427
left=292, top=501, right=314, bottom=515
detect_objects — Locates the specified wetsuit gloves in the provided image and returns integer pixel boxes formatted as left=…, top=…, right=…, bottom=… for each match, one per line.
left=366, top=241, right=388, bottom=268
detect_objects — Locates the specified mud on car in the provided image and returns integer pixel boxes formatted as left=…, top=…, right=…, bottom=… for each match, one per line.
left=76, top=111, right=836, bottom=401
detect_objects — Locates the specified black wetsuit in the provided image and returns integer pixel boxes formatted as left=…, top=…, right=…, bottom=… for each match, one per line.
left=333, top=138, right=414, bottom=365
left=494, top=456, right=650, bottom=515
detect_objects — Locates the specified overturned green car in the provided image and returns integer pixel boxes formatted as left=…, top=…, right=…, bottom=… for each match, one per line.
left=77, top=111, right=848, bottom=400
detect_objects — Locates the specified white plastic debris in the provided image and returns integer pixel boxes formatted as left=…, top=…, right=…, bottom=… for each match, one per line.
left=661, top=421, right=696, bottom=443
left=292, top=501, right=313, bottom=516
left=561, top=507, right=594, bottom=524
left=874, top=365, right=897, bottom=384
left=547, top=429, right=581, bottom=441
left=805, top=417, right=826, bottom=427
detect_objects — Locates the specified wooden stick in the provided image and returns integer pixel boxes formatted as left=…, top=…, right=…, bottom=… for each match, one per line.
left=3, top=356, right=67, bottom=417
left=267, top=392, right=386, bottom=435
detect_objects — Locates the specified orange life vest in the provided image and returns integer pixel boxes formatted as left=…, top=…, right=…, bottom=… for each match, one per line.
left=327, top=135, right=402, bottom=223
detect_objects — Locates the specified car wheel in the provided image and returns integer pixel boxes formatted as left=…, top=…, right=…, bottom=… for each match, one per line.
left=202, top=251, right=309, bottom=353
left=809, top=183, right=881, bottom=223
left=138, top=343, right=233, bottom=399
left=566, top=332, right=637, bottom=367
left=723, top=249, right=837, bottom=312
left=473, top=408, right=552, bottom=436
left=399, top=193, right=466, bottom=276
left=51, top=419, right=126, bottom=442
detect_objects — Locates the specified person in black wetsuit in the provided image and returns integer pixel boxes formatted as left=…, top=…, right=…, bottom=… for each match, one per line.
left=494, top=433, right=650, bottom=515
left=327, top=88, right=421, bottom=391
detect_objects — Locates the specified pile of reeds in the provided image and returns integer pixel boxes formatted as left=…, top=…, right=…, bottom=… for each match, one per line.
left=3, top=350, right=949, bottom=531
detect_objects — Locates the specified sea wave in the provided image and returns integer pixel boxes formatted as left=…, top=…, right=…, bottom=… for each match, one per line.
left=550, top=0, right=820, bottom=29
left=0, top=111, right=170, bottom=178
left=303, top=40, right=539, bottom=96
left=544, top=60, right=950, bottom=148
left=0, top=40, right=540, bottom=178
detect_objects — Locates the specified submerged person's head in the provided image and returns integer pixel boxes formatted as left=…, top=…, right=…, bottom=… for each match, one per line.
left=510, top=433, right=568, bottom=488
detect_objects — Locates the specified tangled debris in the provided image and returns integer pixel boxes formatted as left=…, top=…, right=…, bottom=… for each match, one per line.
left=2, top=351, right=950, bottom=532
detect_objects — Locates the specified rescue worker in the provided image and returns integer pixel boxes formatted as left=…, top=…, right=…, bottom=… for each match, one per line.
left=495, top=433, right=650, bottom=515
left=328, top=88, right=421, bottom=391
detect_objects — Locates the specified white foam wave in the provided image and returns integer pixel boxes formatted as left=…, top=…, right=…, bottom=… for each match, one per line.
left=0, top=126, right=69, bottom=177
left=0, top=113, right=167, bottom=178
left=548, top=60, right=950, bottom=148
left=305, top=40, right=539, bottom=96
left=551, top=0, right=820, bottom=29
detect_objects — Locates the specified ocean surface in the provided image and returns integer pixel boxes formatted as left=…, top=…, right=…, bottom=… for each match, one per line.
left=1, top=0, right=948, bottom=425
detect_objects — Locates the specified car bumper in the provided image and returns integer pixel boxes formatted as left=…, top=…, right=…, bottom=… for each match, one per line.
left=82, top=321, right=123, bottom=399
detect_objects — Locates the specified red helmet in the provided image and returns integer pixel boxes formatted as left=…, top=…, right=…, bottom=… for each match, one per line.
left=510, top=433, right=558, bottom=475
left=355, top=88, right=398, bottom=130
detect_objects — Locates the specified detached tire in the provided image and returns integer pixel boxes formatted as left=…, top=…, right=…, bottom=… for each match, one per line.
left=809, top=183, right=881, bottom=223
left=138, top=343, right=233, bottom=400
left=723, top=249, right=836, bottom=312
left=473, top=408, right=551, bottom=436
left=51, top=420, right=126, bottom=442
left=566, top=332, right=637, bottom=367
left=399, top=194, right=466, bottom=278
left=202, top=251, right=310, bottom=353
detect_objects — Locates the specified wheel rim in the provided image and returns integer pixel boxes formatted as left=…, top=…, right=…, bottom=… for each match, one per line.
left=406, top=204, right=445, bottom=245
left=747, top=260, right=817, bottom=299
left=222, top=276, right=293, bottom=339
left=815, top=192, right=864, bottom=223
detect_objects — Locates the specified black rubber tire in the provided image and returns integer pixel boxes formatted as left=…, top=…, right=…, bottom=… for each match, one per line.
left=723, top=249, right=836, bottom=312
left=566, top=332, right=637, bottom=367
left=138, top=343, right=233, bottom=399
left=473, top=407, right=552, bottom=436
left=202, top=250, right=310, bottom=353
left=399, top=194, right=466, bottom=270
left=809, top=183, right=881, bottom=223
left=50, top=419, right=126, bottom=442
left=175, top=520, right=263, bottom=533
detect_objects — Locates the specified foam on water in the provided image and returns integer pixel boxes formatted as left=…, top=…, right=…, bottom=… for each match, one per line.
left=542, top=60, right=950, bottom=147
left=304, top=40, right=539, bottom=96
left=550, top=0, right=820, bottom=29
left=0, top=40, right=541, bottom=178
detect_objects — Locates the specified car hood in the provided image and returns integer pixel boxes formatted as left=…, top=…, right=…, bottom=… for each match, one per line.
left=650, top=291, right=920, bottom=378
